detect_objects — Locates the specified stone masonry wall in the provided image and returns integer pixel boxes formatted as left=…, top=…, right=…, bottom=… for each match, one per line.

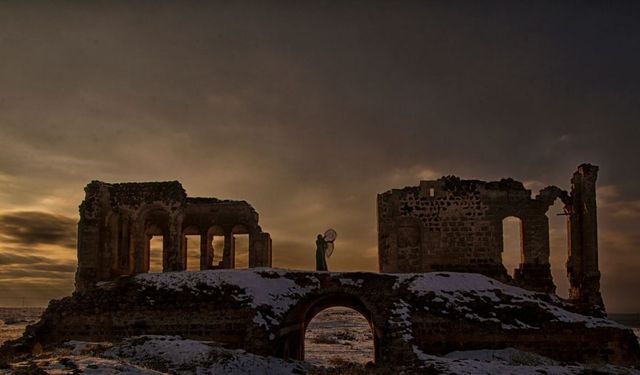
left=3, top=270, right=638, bottom=367
left=378, top=164, right=602, bottom=314
left=378, top=177, right=556, bottom=290
left=75, top=181, right=272, bottom=292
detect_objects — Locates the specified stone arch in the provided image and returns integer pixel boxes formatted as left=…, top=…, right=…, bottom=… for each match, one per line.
left=276, top=292, right=382, bottom=363
left=134, top=205, right=173, bottom=273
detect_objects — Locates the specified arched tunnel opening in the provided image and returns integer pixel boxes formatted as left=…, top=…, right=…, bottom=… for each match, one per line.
left=304, top=306, right=375, bottom=367
left=276, top=293, right=381, bottom=365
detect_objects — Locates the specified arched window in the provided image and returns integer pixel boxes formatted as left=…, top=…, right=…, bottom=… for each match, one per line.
left=304, top=306, right=375, bottom=367
left=142, top=207, right=171, bottom=273
left=502, top=216, right=523, bottom=277
left=232, top=224, right=250, bottom=269
left=183, top=226, right=201, bottom=271
left=146, top=224, right=164, bottom=273
left=207, top=226, right=225, bottom=269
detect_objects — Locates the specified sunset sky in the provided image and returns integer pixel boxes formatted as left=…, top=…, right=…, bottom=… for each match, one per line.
left=1, top=2, right=639, bottom=312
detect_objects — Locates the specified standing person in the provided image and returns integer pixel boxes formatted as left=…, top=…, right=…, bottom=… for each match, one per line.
left=315, top=234, right=328, bottom=271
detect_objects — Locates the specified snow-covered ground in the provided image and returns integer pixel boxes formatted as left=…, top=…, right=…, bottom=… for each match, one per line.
left=2, top=307, right=639, bottom=374
left=6, top=336, right=311, bottom=375
left=3, top=334, right=639, bottom=375
left=414, top=346, right=640, bottom=375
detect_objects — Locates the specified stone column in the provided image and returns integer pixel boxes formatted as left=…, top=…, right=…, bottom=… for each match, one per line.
left=249, top=232, right=272, bottom=268
left=133, top=223, right=148, bottom=274
left=223, top=232, right=233, bottom=268
left=568, top=164, right=604, bottom=315
left=262, top=233, right=273, bottom=267
left=516, top=213, right=555, bottom=293
left=248, top=232, right=256, bottom=268
left=75, top=217, right=100, bottom=292
left=118, top=215, right=132, bottom=274
left=165, top=216, right=184, bottom=271
left=200, top=232, right=211, bottom=270
left=181, top=235, right=188, bottom=268
left=75, top=181, right=106, bottom=292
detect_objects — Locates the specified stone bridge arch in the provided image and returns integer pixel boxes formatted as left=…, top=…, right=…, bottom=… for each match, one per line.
left=276, top=291, right=384, bottom=363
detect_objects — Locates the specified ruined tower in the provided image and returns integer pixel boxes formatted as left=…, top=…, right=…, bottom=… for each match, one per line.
left=567, top=164, right=604, bottom=314
left=377, top=164, right=604, bottom=314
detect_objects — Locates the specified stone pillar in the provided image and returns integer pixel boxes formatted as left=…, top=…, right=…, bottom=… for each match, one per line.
left=249, top=232, right=272, bottom=267
left=248, top=232, right=256, bottom=268
left=262, top=233, right=272, bottom=267
left=118, top=215, right=132, bottom=274
left=200, top=232, right=211, bottom=270
left=133, top=222, right=148, bottom=274
left=75, top=217, right=100, bottom=292
left=568, top=164, right=604, bottom=315
left=223, top=232, right=233, bottom=268
left=182, top=235, right=188, bottom=268
left=106, top=213, right=120, bottom=278
left=165, top=216, right=183, bottom=271
left=75, top=182, right=111, bottom=292
left=516, top=213, right=555, bottom=293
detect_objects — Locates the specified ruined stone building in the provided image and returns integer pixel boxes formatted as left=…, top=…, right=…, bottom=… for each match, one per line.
left=75, top=181, right=272, bottom=292
left=377, top=164, right=603, bottom=313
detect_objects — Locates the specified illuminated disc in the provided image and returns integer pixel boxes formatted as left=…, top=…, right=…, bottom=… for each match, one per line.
left=323, top=228, right=337, bottom=242
left=325, top=241, right=335, bottom=258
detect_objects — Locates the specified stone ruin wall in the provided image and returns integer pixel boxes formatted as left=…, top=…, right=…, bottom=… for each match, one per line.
left=75, top=181, right=272, bottom=292
left=6, top=270, right=639, bottom=367
left=378, top=164, right=603, bottom=314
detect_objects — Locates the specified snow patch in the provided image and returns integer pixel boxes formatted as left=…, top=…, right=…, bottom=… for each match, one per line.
left=135, top=269, right=316, bottom=328
left=399, top=272, right=622, bottom=329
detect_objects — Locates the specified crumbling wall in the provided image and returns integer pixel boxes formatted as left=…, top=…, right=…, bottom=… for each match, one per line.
left=4, top=270, right=638, bottom=367
left=75, top=181, right=272, bottom=292
left=378, top=164, right=603, bottom=314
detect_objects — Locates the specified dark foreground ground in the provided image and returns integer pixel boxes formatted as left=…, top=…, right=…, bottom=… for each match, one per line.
left=1, top=307, right=639, bottom=374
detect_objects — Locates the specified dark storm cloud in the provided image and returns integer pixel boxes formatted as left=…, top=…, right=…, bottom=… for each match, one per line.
left=2, top=1, right=639, bottom=189
left=0, top=211, right=76, bottom=248
left=0, top=1, right=639, bottom=309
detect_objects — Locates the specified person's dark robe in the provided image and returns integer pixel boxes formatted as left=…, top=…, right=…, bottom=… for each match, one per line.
left=316, top=237, right=328, bottom=271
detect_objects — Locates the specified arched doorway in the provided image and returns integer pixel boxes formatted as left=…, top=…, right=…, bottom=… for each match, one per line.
left=183, top=226, right=201, bottom=271
left=304, top=306, right=375, bottom=366
left=502, top=216, right=523, bottom=278
left=142, top=208, right=171, bottom=273
left=207, top=226, right=225, bottom=269
left=548, top=199, right=570, bottom=298
left=231, top=224, right=250, bottom=269
left=277, top=293, right=380, bottom=364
